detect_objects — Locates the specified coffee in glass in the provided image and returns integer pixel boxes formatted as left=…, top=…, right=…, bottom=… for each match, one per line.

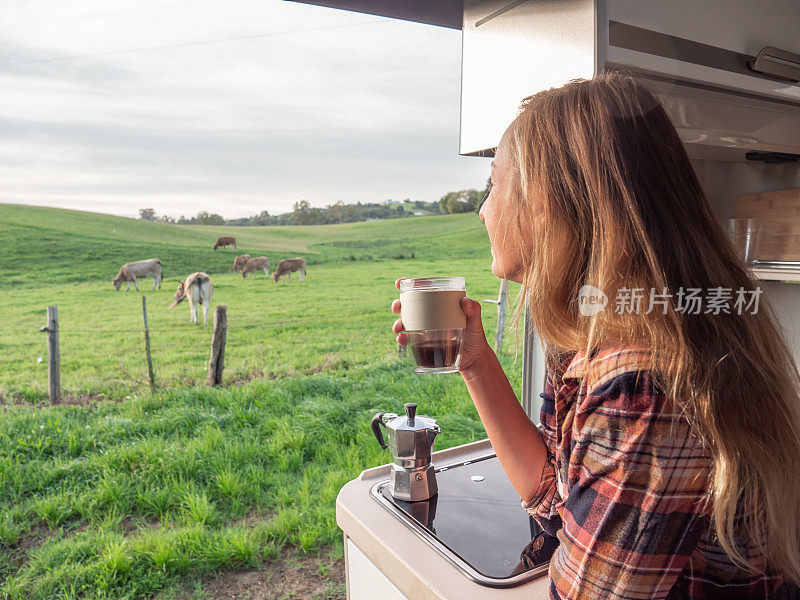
left=399, top=277, right=466, bottom=374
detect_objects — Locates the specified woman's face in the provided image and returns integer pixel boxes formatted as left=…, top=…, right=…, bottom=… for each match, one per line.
left=479, top=130, right=527, bottom=284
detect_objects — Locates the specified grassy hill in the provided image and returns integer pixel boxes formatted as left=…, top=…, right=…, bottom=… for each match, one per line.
left=0, top=204, right=528, bottom=599
left=0, top=204, right=489, bottom=289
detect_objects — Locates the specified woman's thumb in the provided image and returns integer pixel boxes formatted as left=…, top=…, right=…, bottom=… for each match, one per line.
left=461, top=297, right=483, bottom=330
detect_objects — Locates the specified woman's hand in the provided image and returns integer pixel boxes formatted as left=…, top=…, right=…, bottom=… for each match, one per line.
left=390, top=278, right=493, bottom=372
left=392, top=278, right=548, bottom=504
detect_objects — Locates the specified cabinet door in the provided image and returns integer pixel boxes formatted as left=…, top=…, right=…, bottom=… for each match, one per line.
left=605, top=0, right=800, bottom=104
left=346, top=539, right=410, bottom=600
left=460, top=0, right=596, bottom=156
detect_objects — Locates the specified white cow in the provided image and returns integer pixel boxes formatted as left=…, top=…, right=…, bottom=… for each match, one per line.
left=170, top=272, right=213, bottom=326
left=112, top=258, right=163, bottom=291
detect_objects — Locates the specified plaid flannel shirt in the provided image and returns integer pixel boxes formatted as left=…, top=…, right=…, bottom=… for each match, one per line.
left=523, top=346, right=797, bottom=600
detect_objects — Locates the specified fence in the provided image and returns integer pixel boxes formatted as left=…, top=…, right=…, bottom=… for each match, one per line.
left=37, top=306, right=61, bottom=403
left=34, top=301, right=229, bottom=402
left=29, top=281, right=509, bottom=401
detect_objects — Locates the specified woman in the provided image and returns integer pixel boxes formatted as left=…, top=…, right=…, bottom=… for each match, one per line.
left=391, top=73, right=800, bottom=599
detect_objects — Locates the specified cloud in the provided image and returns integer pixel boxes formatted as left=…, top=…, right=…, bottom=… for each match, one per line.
left=0, top=0, right=489, bottom=218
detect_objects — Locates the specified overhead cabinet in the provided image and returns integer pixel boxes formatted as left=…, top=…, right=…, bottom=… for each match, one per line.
left=460, top=0, right=800, bottom=158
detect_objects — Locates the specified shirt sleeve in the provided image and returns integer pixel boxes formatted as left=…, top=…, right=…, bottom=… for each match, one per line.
left=522, top=367, right=563, bottom=536
left=548, top=370, right=711, bottom=600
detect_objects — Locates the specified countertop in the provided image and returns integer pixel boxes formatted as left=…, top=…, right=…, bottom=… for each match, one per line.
left=336, top=438, right=551, bottom=600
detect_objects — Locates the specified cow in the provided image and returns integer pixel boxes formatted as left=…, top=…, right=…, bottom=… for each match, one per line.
left=273, top=257, right=306, bottom=283
left=232, top=254, right=252, bottom=273
left=170, top=272, right=213, bottom=326
left=112, top=258, right=163, bottom=291
left=213, top=236, right=236, bottom=250
left=241, top=257, right=271, bottom=279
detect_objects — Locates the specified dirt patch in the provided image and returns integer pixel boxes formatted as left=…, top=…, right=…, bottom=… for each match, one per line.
left=196, top=548, right=345, bottom=600
left=5, top=520, right=67, bottom=569
left=0, top=391, right=119, bottom=407
left=300, top=356, right=348, bottom=377
left=225, top=355, right=353, bottom=387
left=12, top=522, right=51, bottom=555
left=1, top=354, right=361, bottom=406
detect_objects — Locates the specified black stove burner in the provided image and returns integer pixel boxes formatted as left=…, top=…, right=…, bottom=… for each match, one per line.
left=377, top=455, right=557, bottom=585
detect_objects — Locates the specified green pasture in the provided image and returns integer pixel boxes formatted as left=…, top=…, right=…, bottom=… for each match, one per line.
left=0, top=204, right=526, bottom=599
left=0, top=260, right=520, bottom=401
left=0, top=203, right=516, bottom=401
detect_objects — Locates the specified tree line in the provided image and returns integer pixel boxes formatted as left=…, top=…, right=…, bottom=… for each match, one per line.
left=139, top=181, right=490, bottom=226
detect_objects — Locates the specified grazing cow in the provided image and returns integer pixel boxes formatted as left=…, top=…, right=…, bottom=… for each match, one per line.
left=112, top=258, right=163, bottom=291
left=232, top=254, right=252, bottom=273
left=170, top=272, right=213, bottom=326
left=242, top=257, right=271, bottom=279
left=213, top=236, right=236, bottom=250
left=273, top=257, right=306, bottom=283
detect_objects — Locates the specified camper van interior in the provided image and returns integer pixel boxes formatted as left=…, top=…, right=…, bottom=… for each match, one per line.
left=290, top=1, right=800, bottom=598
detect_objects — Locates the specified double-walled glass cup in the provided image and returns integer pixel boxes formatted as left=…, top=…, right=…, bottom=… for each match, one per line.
left=399, top=277, right=466, bottom=374
left=723, top=218, right=762, bottom=264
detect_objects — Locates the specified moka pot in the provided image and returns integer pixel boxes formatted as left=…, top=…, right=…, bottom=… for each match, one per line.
left=371, top=403, right=440, bottom=502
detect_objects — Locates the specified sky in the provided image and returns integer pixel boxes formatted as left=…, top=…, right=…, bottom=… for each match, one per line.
left=0, top=0, right=490, bottom=219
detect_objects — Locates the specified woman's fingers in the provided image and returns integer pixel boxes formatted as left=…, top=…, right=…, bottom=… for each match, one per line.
left=392, top=281, right=408, bottom=345
left=392, top=318, right=405, bottom=334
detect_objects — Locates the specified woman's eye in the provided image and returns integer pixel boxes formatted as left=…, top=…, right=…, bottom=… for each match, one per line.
left=477, top=181, right=492, bottom=213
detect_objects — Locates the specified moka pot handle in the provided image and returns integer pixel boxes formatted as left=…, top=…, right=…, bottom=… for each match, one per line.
left=371, top=413, right=388, bottom=450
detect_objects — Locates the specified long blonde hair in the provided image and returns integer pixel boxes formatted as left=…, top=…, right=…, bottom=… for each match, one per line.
left=508, top=71, right=800, bottom=580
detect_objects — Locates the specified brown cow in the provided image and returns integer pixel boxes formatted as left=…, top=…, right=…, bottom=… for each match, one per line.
left=242, top=257, right=270, bottom=279
left=170, top=272, right=213, bottom=325
left=232, top=254, right=252, bottom=273
left=273, top=257, right=306, bottom=283
left=213, top=236, right=236, bottom=250
left=112, top=258, right=163, bottom=291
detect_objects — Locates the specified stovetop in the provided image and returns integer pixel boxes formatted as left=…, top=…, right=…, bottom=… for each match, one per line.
left=370, top=454, right=557, bottom=588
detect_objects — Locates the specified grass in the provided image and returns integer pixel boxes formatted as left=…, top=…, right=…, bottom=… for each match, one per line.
left=0, top=204, right=526, bottom=598
left=0, top=362, right=515, bottom=599
left=0, top=203, right=511, bottom=401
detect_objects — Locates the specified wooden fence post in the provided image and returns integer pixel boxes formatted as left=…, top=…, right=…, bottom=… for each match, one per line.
left=208, top=305, right=227, bottom=386
left=484, top=279, right=509, bottom=354
left=142, top=296, right=156, bottom=392
left=38, top=306, right=61, bottom=403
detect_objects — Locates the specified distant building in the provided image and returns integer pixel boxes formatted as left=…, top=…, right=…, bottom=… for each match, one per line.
left=414, top=211, right=424, bottom=216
